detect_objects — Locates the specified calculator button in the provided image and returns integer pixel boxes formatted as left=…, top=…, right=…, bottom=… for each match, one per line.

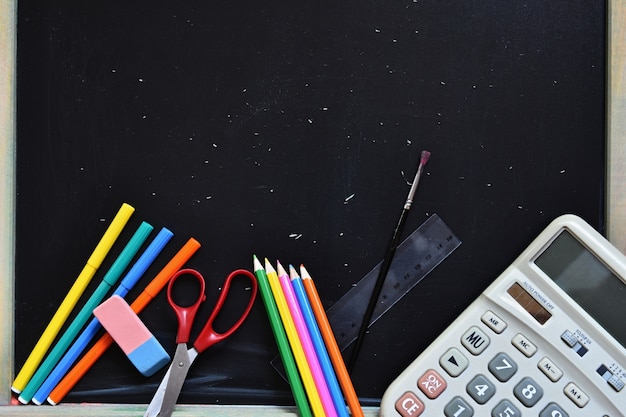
left=461, top=326, right=490, bottom=355
left=563, top=382, right=589, bottom=407
left=537, top=356, right=563, bottom=382
left=481, top=310, right=507, bottom=334
left=466, top=374, right=496, bottom=404
left=513, top=377, right=543, bottom=407
left=539, top=402, right=569, bottom=417
left=488, top=352, right=518, bottom=382
left=511, top=333, right=537, bottom=357
left=444, top=396, right=474, bottom=417
left=491, top=399, right=520, bottom=417
left=440, top=348, right=469, bottom=377
left=395, top=391, right=424, bottom=417
left=417, top=369, right=447, bottom=399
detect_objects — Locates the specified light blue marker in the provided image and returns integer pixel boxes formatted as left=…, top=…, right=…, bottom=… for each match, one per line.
left=29, top=227, right=173, bottom=404
left=289, top=265, right=349, bottom=417
left=16, top=221, right=154, bottom=404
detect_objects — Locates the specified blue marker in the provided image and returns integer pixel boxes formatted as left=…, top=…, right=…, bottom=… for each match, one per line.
left=289, top=265, right=349, bottom=417
left=17, top=221, right=154, bottom=404
left=30, top=227, right=173, bottom=404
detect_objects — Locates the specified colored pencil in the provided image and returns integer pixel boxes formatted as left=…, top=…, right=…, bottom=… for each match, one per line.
left=301, top=265, right=364, bottom=417
left=265, top=259, right=326, bottom=417
left=47, top=238, right=201, bottom=405
left=12, top=203, right=134, bottom=393
left=290, top=265, right=348, bottom=417
left=253, top=256, right=312, bottom=417
left=20, top=227, right=173, bottom=404
left=278, top=262, right=337, bottom=417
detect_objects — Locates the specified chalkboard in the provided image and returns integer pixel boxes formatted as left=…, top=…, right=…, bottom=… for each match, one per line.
left=15, top=0, right=606, bottom=407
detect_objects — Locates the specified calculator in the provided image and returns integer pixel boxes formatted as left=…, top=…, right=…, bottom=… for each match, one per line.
left=379, top=214, right=625, bottom=417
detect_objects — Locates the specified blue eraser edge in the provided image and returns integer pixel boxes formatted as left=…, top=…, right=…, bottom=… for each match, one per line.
left=127, top=336, right=171, bottom=377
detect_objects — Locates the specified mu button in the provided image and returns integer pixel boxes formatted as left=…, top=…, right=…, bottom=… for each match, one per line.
left=461, top=326, right=490, bottom=355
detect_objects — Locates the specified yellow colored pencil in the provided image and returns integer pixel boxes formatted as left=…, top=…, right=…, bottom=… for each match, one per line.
left=265, top=259, right=326, bottom=417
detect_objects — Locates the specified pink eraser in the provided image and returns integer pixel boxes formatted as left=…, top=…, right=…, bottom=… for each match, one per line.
left=94, top=295, right=170, bottom=376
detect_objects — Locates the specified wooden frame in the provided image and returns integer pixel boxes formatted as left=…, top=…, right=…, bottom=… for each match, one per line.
left=1, top=0, right=623, bottom=415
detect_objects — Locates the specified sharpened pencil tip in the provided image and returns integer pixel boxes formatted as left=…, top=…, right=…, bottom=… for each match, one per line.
left=276, top=261, right=287, bottom=277
left=264, top=258, right=276, bottom=274
left=253, top=255, right=263, bottom=271
left=289, top=264, right=299, bottom=279
left=300, top=264, right=311, bottom=279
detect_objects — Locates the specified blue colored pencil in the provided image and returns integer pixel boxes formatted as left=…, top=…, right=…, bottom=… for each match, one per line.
left=289, top=265, right=348, bottom=417
left=29, top=227, right=173, bottom=404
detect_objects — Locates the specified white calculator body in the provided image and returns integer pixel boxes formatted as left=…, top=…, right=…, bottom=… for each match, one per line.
left=380, top=214, right=626, bottom=417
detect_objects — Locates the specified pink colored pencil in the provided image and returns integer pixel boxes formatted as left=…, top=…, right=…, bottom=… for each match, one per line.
left=277, top=261, right=337, bottom=417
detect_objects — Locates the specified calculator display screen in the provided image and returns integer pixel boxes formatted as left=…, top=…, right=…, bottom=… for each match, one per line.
left=534, top=230, right=626, bottom=348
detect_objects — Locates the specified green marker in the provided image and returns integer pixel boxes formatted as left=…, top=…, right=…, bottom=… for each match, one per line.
left=253, top=255, right=312, bottom=417
left=19, top=221, right=154, bottom=404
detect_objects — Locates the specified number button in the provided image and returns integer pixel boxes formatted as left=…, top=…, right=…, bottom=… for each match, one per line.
left=488, top=352, right=518, bottom=382
left=444, top=396, right=474, bottom=417
left=491, top=399, right=520, bottom=417
left=417, top=369, right=447, bottom=399
left=394, top=391, right=424, bottom=417
left=539, top=402, right=569, bottom=417
left=513, top=377, right=543, bottom=407
left=461, top=326, right=490, bottom=355
left=466, top=374, right=495, bottom=404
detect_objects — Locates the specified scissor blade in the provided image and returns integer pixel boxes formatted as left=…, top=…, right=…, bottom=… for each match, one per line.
left=158, top=345, right=198, bottom=417
left=144, top=360, right=174, bottom=417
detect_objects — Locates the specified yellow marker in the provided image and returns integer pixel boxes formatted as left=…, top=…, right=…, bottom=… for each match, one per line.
left=265, top=259, right=326, bottom=417
left=12, top=203, right=135, bottom=393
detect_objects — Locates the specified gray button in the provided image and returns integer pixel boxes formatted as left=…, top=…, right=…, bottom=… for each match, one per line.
left=491, top=399, right=520, bottom=417
left=444, top=396, right=474, bottom=417
left=539, top=402, right=569, bottom=417
left=488, top=352, right=518, bottom=382
left=466, top=374, right=495, bottom=404
left=514, top=377, right=543, bottom=407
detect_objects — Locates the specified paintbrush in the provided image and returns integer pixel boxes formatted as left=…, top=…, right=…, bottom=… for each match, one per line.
left=348, top=150, right=431, bottom=372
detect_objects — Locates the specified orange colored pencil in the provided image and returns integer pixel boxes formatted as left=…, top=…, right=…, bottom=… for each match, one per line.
left=300, top=265, right=364, bottom=417
left=47, top=238, right=201, bottom=405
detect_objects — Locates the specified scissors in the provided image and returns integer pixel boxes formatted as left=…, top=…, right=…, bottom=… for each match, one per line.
left=144, top=268, right=258, bottom=417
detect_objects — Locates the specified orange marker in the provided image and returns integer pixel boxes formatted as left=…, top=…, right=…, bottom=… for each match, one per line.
left=47, top=238, right=201, bottom=405
left=300, top=265, right=364, bottom=417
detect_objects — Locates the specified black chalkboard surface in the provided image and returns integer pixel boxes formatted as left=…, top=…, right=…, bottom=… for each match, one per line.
left=16, top=0, right=606, bottom=407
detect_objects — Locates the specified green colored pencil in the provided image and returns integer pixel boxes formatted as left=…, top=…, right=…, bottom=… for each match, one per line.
left=253, top=255, right=312, bottom=417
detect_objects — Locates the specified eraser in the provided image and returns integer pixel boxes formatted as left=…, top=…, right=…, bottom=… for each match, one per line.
left=94, top=295, right=170, bottom=376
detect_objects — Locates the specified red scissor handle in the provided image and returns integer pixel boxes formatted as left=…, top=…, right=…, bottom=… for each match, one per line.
left=192, top=269, right=258, bottom=353
left=167, top=268, right=206, bottom=344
